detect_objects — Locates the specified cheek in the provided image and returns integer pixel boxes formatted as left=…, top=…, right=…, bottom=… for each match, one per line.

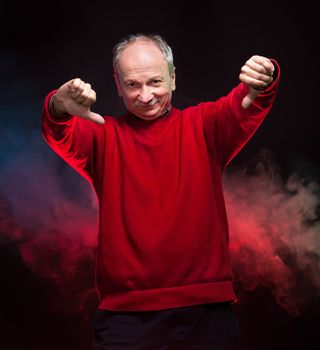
left=122, top=91, right=137, bottom=104
left=156, top=87, right=171, bottom=98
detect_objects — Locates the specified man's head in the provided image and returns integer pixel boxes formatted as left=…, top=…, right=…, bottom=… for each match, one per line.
left=113, top=34, right=176, bottom=120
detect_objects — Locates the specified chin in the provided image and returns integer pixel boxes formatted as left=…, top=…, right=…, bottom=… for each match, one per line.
left=136, top=109, right=162, bottom=120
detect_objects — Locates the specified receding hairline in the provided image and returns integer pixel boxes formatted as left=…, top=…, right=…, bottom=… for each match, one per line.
left=112, top=34, right=175, bottom=75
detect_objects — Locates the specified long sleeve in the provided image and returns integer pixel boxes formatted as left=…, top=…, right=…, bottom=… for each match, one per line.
left=41, top=90, right=105, bottom=183
left=39, top=64, right=281, bottom=312
left=201, top=59, right=280, bottom=168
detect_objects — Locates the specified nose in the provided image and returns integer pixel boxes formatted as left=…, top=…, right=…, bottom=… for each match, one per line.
left=138, top=86, right=153, bottom=104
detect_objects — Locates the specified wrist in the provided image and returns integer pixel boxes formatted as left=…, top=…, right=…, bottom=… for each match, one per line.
left=49, top=94, right=68, bottom=117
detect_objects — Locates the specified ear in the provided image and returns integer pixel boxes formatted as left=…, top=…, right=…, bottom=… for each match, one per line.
left=113, top=69, right=123, bottom=97
left=171, top=67, right=176, bottom=91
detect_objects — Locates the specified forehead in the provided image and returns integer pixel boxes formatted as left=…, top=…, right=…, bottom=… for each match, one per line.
left=117, top=40, right=168, bottom=76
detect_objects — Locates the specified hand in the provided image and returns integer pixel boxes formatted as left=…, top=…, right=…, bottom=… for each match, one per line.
left=239, top=55, right=274, bottom=109
left=50, top=78, right=105, bottom=124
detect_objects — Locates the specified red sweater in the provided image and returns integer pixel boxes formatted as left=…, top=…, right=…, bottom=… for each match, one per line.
left=41, top=67, right=280, bottom=311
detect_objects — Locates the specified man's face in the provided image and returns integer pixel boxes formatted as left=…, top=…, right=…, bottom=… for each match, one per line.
left=114, top=40, right=176, bottom=120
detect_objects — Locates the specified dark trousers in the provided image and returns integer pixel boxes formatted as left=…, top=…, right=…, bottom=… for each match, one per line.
left=92, top=302, right=239, bottom=349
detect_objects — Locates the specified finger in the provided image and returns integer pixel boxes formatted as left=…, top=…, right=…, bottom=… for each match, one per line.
left=244, top=59, right=269, bottom=76
left=239, top=73, right=269, bottom=90
left=71, top=80, right=86, bottom=101
left=81, top=89, right=96, bottom=108
left=251, top=56, right=274, bottom=75
left=242, top=88, right=261, bottom=109
left=82, top=111, right=105, bottom=124
left=73, top=83, right=93, bottom=104
left=67, top=78, right=83, bottom=94
left=67, top=78, right=88, bottom=102
left=241, top=65, right=273, bottom=85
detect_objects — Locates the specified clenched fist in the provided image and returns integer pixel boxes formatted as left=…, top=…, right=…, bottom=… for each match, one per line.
left=239, top=55, right=275, bottom=109
left=50, top=78, right=105, bottom=124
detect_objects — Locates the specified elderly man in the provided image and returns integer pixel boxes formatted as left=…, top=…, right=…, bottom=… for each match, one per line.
left=41, top=33, right=279, bottom=349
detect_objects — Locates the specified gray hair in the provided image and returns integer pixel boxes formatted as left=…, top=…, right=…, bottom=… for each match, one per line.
left=112, top=33, right=175, bottom=75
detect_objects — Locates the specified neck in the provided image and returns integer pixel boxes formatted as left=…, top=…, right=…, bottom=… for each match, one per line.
left=129, top=106, right=172, bottom=121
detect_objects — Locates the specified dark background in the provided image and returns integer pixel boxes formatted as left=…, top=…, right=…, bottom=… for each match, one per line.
left=1, top=1, right=320, bottom=349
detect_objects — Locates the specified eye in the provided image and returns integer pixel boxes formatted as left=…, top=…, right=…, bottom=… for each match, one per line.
left=126, top=82, right=136, bottom=88
left=152, top=79, right=162, bottom=85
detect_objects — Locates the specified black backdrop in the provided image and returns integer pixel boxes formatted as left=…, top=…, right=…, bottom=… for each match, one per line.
left=1, top=1, right=320, bottom=349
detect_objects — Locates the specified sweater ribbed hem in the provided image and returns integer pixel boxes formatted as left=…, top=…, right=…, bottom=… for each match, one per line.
left=98, top=281, right=236, bottom=311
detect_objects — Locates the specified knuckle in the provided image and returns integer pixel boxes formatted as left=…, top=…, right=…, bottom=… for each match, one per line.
left=73, top=77, right=82, bottom=86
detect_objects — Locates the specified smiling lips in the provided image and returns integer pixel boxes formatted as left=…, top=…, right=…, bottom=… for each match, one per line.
left=138, top=100, right=158, bottom=109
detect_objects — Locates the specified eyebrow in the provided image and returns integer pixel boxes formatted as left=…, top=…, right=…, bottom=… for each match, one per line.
left=124, top=76, right=164, bottom=83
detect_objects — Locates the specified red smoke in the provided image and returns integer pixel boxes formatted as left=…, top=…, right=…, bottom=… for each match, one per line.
left=1, top=141, right=319, bottom=316
left=0, top=139, right=99, bottom=314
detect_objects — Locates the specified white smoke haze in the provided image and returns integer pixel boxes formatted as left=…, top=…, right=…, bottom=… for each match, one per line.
left=224, top=149, right=320, bottom=315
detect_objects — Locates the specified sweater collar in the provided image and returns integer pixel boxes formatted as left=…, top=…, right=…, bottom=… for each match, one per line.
left=126, top=105, right=175, bottom=126
left=127, top=105, right=173, bottom=123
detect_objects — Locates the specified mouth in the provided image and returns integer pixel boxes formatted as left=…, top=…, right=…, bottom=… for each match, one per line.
left=145, top=104, right=157, bottom=110
left=138, top=100, right=158, bottom=109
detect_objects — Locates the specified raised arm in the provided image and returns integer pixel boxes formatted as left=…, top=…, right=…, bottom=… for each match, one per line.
left=41, top=79, right=106, bottom=183
left=201, top=56, right=280, bottom=167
